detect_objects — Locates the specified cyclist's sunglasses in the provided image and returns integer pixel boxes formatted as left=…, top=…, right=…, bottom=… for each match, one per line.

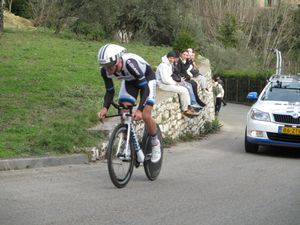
left=100, top=60, right=118, bottom=70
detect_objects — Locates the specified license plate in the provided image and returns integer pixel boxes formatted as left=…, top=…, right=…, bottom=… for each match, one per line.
left=279, top=127, right=300, bottom=135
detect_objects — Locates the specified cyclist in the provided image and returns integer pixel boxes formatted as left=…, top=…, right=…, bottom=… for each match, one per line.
left=97, top=44, right=161, bottom=163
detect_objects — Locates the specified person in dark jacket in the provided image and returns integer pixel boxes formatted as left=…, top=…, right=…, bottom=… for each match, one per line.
left=176, top=49, right=206, bottom=107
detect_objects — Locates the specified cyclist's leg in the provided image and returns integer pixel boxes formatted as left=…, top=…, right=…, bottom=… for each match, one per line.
left=120, top=77, right=161, bottom=163
left=118, top=80, right=136, bottom=107
left=142, top=79, right=161, bottom=163
left=142, top=105, right=156, bottom=135
left=141, top=79, right=156, bottom=134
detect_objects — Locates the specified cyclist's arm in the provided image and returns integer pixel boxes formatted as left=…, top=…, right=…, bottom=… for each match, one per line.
left=125, top=59, right=150, bottom=111
left=101, top=67, right=115, bottom=109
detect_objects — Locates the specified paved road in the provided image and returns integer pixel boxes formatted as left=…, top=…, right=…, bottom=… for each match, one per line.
left=1, top=103, right=300, bottom=225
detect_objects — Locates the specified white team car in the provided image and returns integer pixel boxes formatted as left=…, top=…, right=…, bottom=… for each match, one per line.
left=245, top=74, right=300, bottom=153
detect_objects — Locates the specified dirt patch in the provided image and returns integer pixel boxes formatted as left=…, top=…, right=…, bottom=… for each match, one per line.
left=4, top=10, right=34, bottom=28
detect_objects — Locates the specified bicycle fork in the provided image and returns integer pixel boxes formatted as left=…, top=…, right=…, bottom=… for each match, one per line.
left=121, top=116, right=144, bottom=163
left=129, top=124, right=145, bottom=163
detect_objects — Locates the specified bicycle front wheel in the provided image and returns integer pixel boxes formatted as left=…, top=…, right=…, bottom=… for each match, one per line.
left=143, top=124, right=163, bottom=181
left=107, top=124, right=135, bottom=188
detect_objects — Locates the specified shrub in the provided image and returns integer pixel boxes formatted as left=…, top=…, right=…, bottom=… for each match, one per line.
left=203, top=120, right=221, bottom=135
left=172, top=30, right=197, bottom=52
left=217, top=69, right=273, bottom=79
left=204, top=44, right=260, bottom=74
left=71, top=20, right=105, bottom=41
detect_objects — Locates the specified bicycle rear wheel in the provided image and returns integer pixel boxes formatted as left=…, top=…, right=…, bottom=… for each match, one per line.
left=107, top=124, right=135, bottom=188
left=143, top=124, right=163, bottom=181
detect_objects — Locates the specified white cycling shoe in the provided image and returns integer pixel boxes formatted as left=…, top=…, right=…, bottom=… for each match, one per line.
left=151, top=142, right=161, bottom=163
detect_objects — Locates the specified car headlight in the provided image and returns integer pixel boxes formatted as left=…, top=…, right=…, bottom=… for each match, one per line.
left=250, top=108, right=271, bottom=122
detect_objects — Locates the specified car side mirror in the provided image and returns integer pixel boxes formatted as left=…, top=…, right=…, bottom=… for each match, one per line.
left=247, top=92, right=258, bottom=100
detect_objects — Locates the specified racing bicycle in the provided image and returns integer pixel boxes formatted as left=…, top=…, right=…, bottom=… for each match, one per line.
left=105, top=102, right=163, bottom=188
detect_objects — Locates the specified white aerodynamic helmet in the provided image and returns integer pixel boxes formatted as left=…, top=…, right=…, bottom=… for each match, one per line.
left=97, top=44, right=126, bottom=66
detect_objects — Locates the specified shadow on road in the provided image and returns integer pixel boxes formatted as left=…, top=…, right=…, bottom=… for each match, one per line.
left=255, top=146, right=300, bottom=159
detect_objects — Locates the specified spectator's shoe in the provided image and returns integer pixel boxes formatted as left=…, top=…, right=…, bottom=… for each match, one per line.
left=191, top=104, right=202, bottom=112
left=190, top=107, right=200, bottom=116
left=183, top=108, right=199, bottom=116
left=151, top=141, right=161, bottom=163
left=223, top=103, right=227, bottom=106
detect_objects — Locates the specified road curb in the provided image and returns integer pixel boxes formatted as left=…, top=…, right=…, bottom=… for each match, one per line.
left=0, top=154, right=89, bottom=171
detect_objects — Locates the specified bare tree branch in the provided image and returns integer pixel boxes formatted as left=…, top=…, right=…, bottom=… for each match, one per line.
left=0, top=0, right=4, bottom=32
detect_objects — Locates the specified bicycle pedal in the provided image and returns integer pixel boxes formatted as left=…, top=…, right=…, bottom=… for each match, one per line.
left=121, top=158, right=131, bottom=162
left=144, top=154, right=152, bottom=161
left=118, top=153, right=131, bottom=162
left=135, top=161, right=140, bottom=168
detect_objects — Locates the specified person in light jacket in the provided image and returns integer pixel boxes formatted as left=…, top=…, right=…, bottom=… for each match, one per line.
left=214, top=80, right=225, bottom=116
left=156, top=51, right=198, bottom=116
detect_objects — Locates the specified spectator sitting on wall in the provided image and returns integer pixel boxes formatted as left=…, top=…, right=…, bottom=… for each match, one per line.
left=156, top=51, right=199, bottom=116
left=187, top=49, right=209, bottom=92
left=186, top=48, right=200, bottom=78
left=172, top=51, right=203, bottom=112
left=177, top=49, right=206, bottom=108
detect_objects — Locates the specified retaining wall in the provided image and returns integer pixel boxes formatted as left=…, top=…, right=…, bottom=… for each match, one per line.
left=134, top=57, right=215, bottom=139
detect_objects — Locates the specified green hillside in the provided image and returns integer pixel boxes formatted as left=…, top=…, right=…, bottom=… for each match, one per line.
left=0, top=28, right=168, bottom=158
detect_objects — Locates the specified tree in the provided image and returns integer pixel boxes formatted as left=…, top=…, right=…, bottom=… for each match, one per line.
left=28, top=0, right=55, bottom=26
left=10, top=0, right=31, bottom=18
left=189, top=0, right=258, bottom=44
left=249, top=3, right=297, bottom=68
left=52, top=0, right=85, bottom=34
left=0, top=0, right=4, bottom=33
left=130, top=0, right=188, bottom=45
left=77, top=0, right=121, bottom=38
left=218, top=14, right=238, bottom=48
left=5, top=0, right=12, bottom=12
left=189, top=0, right=298, bottom=70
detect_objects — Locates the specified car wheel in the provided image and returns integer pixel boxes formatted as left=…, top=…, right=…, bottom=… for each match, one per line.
left=244, top=129, right=259, bottom=153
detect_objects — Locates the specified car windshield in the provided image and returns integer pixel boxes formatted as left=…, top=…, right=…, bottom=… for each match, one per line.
left=262, top=83, right=300, bottom=102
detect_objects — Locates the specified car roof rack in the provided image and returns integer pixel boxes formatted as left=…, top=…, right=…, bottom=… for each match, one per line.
left=267, top=49, right=300, bottom=84
left=269, top=74, right=299, bottom=83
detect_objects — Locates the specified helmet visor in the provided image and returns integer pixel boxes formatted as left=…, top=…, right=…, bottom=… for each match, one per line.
left=101, top=60, right=119, bottom=74
left=99, top=59, right=118, bottom=67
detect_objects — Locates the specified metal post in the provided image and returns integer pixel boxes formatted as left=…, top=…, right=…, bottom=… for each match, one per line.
left=278, top=50, right=282, bottom=75
left=273, top=49, right=282, bottom=75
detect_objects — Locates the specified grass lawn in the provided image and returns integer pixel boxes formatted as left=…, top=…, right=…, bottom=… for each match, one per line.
left=0, top=28, right=169, bottom=158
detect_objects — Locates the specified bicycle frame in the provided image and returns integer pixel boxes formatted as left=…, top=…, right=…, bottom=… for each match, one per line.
left=110, top=103, right=144, bottom=162
left=120, top=112, right=132, bottom=159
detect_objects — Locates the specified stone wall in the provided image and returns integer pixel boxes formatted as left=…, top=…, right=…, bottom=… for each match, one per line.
left=135, top=57, right=215, bottom=140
